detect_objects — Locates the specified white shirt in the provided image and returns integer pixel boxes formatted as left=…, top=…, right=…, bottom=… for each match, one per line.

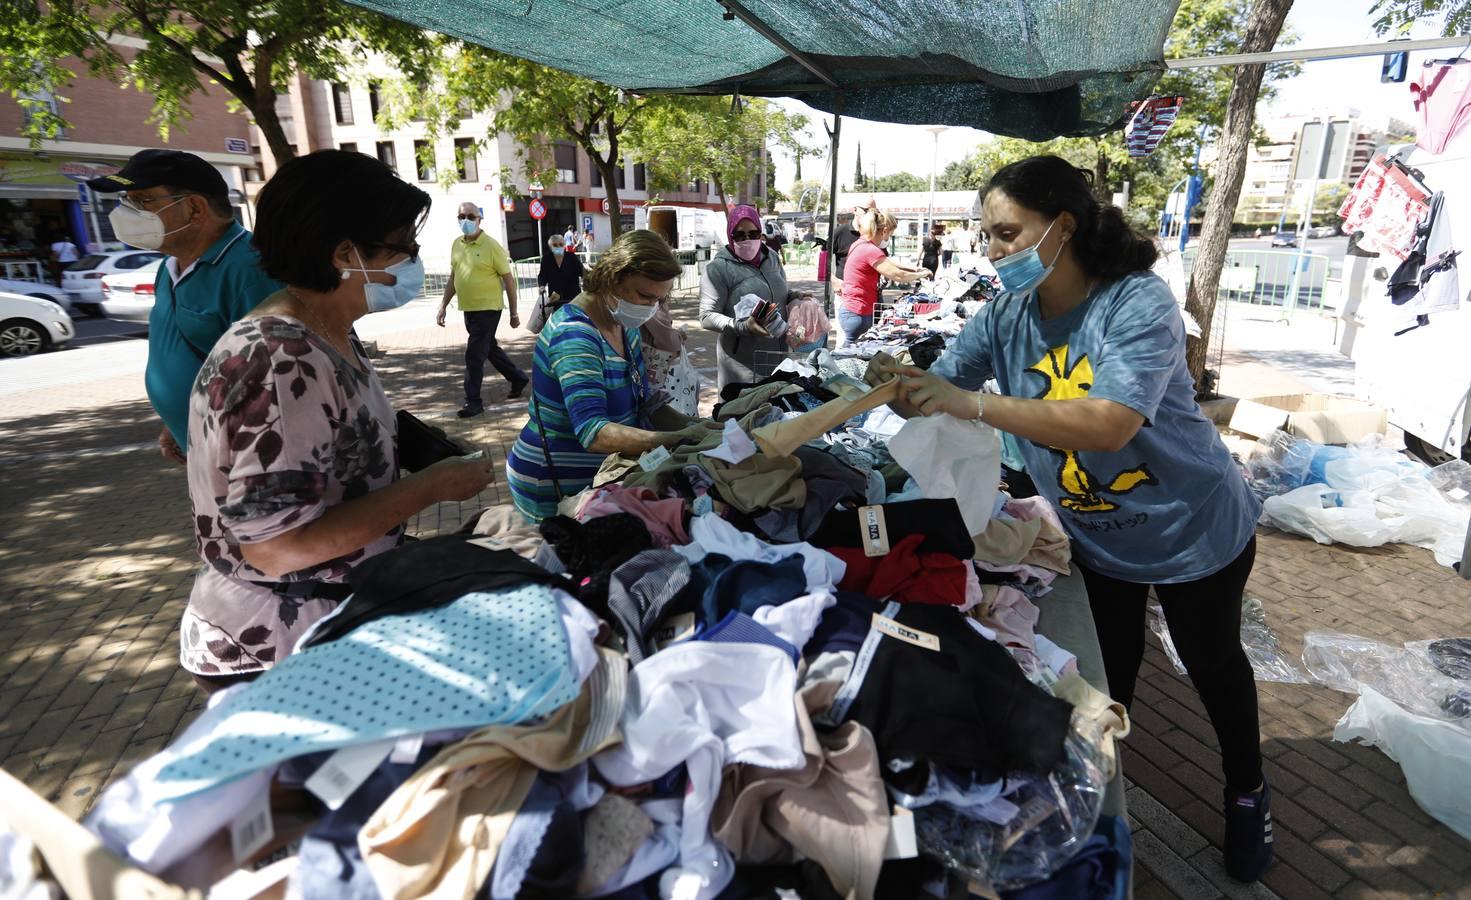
left=51, top=240, right=79, bottom=262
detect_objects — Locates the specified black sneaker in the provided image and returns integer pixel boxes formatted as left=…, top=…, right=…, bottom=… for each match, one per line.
left=456, top=402, right=484, bottom=418
left=507, top=379, right=529, bottom=400
left=1224, top=778, right=1274, bottom=882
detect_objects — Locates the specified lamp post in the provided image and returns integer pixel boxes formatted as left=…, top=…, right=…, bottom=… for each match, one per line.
left=923, top=126, right=947, bottom=242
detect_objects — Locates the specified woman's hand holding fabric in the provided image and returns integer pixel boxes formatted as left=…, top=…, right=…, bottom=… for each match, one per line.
left=886, top=365, right=981, bottom=420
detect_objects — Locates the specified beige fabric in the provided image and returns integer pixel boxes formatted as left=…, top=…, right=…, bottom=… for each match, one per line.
left=1022, top=511, right=1071, bottom=575
left=713, top=381, right=804, bottom=421
left=358, top=648, right=627, bottom=900
left=711, top=680, right=888, bottom=900
left=1052, top=672, right=1131, bottom=780
left=470, top=505, right=545, bottom=558
left=752, top=377, right=902, bottom=457
left=576, top=793, right=654, bottom=894
left=971, top=516, right=1044, bottom=567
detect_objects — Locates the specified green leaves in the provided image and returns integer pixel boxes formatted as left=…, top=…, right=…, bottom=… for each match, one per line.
left=1369, top=0, right=1471, bottom=36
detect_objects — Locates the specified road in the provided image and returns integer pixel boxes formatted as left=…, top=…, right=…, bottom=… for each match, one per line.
left=1226, top=235, right=1349, bottom=280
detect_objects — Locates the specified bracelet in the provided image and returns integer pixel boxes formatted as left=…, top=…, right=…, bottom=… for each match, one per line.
left=974, top=390, right=986, bottom=422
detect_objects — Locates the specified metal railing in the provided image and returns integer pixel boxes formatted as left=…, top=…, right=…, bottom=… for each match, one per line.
left=424, top=250, right=709, bottom=303
left=1182, top=248, right=1331, bottom=312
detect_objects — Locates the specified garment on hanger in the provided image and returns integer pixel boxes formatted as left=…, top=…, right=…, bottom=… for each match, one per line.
left=1126, top=96, right=1184, bottom=157
left=1338, top=155, right=1432, bottom=260
left=1412, top=58, right=1471, bottom=154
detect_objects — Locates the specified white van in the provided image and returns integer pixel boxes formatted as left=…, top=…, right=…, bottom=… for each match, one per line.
left=635, top=205, right=727, bottom=251
left=1339, top=142, right=1471, bottom=464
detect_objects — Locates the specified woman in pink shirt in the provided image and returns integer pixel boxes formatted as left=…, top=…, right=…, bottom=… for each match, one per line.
left=839, top=208, right=929, bottom=344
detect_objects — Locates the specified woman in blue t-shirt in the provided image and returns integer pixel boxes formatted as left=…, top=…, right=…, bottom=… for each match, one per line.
left=891, top=156, right=1272, bottom=884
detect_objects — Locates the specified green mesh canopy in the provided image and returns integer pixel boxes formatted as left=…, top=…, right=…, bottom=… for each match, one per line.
left=344, top=0, right=1182, bottom=139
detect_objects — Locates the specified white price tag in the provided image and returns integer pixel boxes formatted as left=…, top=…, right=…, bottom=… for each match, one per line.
left=883, top=806, right=918, bottom=859
left=390, top=734, right=424, bottom=765
left=229, top=789, right=274, bottom=864
left=304, top=740, right=395, bottom=810
left=638, top=445, right=672, bottom=471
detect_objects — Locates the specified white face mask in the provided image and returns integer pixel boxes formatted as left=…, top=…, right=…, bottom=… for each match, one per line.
left=610, top=297, right=658, bottom=329
left=108, top=197, right=191, bottom=250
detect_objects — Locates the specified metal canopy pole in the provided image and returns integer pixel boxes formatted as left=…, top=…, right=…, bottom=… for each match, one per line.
left=717, top=0, right=840, bottom=89
left=1165, top=34, right=1471, bottom=69
left=824, top=110, right=842, bottom=314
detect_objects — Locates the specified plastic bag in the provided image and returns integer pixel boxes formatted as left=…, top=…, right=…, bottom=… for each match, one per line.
left=784, top=298, right=830, bottom=351
left=888, top=415, right=1001, bottom=535
left=1260, top=484, right=1400, bottom=546
left=1148, top=597, right=1308, bottom=684
left=1301, top=632, right=1471, bottom=727
left=1244, top=430, right=1316, bottom=498
left=914, top=718, right=1107, bottom=890
left=1428, top=459, right=1471, bottom=507
left=1334, top=687, right=1471, bottom=841
left=1370, top=475, right=1470, bottom=567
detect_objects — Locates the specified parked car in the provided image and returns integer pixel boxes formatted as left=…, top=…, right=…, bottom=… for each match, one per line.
left=0, top=277, right=71, bottom=312
left=62, top=250, right=166, bottom=317
left=99, top=259, right=164, bottom=323
left=1306, top=225, right=1339, bottom=239
left=0, top=291, right=73, bottom=357
left=1269, top=230, right=1299, bottom=248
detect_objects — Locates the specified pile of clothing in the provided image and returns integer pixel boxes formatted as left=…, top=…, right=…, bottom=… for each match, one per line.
left=83, top=376, right=1132, bottom=900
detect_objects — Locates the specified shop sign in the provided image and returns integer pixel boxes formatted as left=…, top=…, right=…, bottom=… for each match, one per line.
left=224, top=138, right=250, bottom=154
left=500, top=196, right=515, bottom=212
left=59, top=161, right=120, bottom=183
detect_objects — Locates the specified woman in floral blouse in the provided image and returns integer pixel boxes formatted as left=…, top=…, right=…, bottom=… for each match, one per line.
left=183, top=150, right=495, bottom=691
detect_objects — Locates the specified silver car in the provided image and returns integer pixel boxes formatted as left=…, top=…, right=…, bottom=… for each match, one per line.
left=99, top=259, right=164, bottom=323
left=0, top=291, right=74, bottom=357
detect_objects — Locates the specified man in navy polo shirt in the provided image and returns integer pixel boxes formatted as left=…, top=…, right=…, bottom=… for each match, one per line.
left=88, top=150, right=281, bottom=464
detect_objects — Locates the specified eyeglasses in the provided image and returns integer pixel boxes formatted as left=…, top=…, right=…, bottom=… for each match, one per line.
left=731, top=229, right=762, bottom=241
left=368, top=240, right=421, bottom=262
left=120, top=193, right=190, bottom=212
left=456, top=214, right=480, bottom=221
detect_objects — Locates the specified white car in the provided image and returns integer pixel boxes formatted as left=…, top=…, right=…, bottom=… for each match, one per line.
left=99, top=259, right=164, bottom=323
left=0, top=277, right=71, bottom=311
left=0, top=291, right=73, bottom=357
left=63, top=250, right=166, bottom=317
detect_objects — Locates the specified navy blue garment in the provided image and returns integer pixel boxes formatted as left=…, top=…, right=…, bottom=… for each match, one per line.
left=1000, top=815, right=1132, bottom=900
left=696, top=610, right=800, bottom=663
left=805, top=591, right=885, bottom=658
left=680, top=554, right=809, bottom=627
left=480, top=775, right=584, bottom=899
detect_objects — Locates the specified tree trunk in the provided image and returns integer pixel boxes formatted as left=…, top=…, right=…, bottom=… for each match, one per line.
left=712, top=173, right=730, bottom=212
left=794, top=149, right=803, bottom=181
left=1094, top=146, right=1111, bottom=202
left=252, top=99, right=296, bottom=166
left=590, top=113, right=624, bottom=239
left=1184, top=0, right=1295, bottom=390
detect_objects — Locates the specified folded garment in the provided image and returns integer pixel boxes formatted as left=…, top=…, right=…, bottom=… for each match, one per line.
left=839, top=604, right=1074, bottom=790
left=712, top=679, right=888, bottom=900
left=577, top=485, right=690, bottom=548
left=467, top=505, right=546, bottom=558
left=811, top=498, right=973, bottom=558
left=301, top=536, right=567, bottom=648
left=830, top=534, right=969, bottom=606
left=1003, top=496, right=1072, bottom=575
left=971, top=516, right=1044, bottom=568
left=360, top=646, right=626, bottom=900
left=148, top=585, right=582, bottom=805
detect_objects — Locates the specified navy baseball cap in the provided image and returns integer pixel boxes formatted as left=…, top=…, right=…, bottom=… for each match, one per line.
left=86, top=149, right=228, bottom=199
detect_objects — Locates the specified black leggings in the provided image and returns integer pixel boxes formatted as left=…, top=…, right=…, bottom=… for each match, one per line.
left=1079, top=537, right=1263, bottom=793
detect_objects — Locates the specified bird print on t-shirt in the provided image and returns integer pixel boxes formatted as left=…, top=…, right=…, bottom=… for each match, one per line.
left=1027, top=344, right=1157, bottom=513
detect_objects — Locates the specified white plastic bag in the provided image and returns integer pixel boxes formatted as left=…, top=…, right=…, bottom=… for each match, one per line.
left=888, top=415, right=1001, bottom=535
left=1334, top=687, right=1471, bottom=841
left=1260, top=484, right=1400, bottom=547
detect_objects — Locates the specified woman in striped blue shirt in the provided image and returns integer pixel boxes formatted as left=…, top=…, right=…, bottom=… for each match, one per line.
left=507, top=230, right=695, bottom=522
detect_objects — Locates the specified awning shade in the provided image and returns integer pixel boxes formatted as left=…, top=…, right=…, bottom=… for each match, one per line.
left=343, top=0, right=1183, bottom=140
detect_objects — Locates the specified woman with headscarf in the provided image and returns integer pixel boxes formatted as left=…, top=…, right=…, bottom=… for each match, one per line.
left=698, top=204, right=811, bottom=389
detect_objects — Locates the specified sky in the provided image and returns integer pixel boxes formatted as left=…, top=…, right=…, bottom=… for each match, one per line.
left=768, top=0, right=1457, bottom=192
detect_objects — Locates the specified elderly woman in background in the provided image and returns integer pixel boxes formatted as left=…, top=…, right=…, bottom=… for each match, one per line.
left=507, top=229, right=701, bottom=522
left=183, top=150, right=494, bottom=691
left=698, top=203, right=810, bottom=390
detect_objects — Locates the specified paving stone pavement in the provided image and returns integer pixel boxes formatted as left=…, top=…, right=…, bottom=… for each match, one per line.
left=1, top=278, right=1469, bottom=897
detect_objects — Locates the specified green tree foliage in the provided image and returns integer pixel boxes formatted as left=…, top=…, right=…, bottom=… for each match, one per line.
left=0, top=0, right=442, bottom=163
left=1369, top=0, right=1471, bottom=34
left=786, top=178, right=829, bottom=212
left=869, top=172, right=928, bottom=192
left=625, top=96, right=811, bottom=211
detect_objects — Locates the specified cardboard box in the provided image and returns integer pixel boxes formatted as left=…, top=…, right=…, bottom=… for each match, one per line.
left=1228, top=393, right=1388, bottom=445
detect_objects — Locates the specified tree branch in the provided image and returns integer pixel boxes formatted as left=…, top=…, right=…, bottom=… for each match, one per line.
left=127, top=1, right=238, bottom=94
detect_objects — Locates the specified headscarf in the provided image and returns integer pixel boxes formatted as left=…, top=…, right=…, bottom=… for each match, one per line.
left=726, top=204, right=763, bottom=256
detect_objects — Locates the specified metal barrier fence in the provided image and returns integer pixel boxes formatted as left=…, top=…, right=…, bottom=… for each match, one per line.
left=425, top=250, right=709, bottom=302
left=1181, top=248, right=1331, bottom=312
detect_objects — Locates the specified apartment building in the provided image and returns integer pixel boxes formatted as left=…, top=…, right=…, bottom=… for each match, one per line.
left=251, top=73, right=770, bottom=267
left=0, top=43, right=257, bottom=272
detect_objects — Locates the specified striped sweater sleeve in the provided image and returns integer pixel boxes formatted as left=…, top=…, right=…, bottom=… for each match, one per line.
left=546, top=321, right=617, bottom=448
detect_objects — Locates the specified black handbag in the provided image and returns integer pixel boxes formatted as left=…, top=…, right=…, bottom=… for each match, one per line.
left=396, top=410, right=468, bottom=473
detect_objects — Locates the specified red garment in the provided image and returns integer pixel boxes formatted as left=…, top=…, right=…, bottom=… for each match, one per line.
left=841, top=238, right=887, bottom=317
left=830, top=534, right=968, bottom=606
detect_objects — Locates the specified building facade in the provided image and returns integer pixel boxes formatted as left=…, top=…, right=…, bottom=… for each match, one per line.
left=252, top=73, right=769, bottom=269
left=0, top=43, right=258, bottom=278
left=1235, top=110, right=1413, bottom=228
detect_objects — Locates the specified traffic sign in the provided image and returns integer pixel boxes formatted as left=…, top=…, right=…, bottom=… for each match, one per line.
left=501, top=196, right=515, bottom=213
left=581, top=215, right=593, bottom=233
left=600, top=198, right=610, bottom=215
left=528, top=181, right=544, bottom=192
left=528, top=198, right=547, bottom=220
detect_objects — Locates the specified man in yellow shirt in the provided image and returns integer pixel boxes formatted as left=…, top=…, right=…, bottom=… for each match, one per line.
left=436, top=201, right=529, bottom=417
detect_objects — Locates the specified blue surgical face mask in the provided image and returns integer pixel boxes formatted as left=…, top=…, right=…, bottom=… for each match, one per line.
left=551, top=245, right=565, bottom=257
left=459, top=218, right=479, bottom=236
left=992, top=217, right=1063, bottom=296
left=611, top=296, right=658, bottom=329
left=350, top=247, right=425, bottom=313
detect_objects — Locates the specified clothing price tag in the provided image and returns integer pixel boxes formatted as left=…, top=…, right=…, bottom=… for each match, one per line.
left=466, top=536, right=511, bottom=552
left=871, top=613, right=941, bottom=652
left=651, top=612, right=697, bottom=651
left=638, top=445, right=672, bottom=471
left=305, top=739, right=396, bottom=810
left=229, top=789, right=275, bottom=864
left=1000, top=794, right=1057, bottom=852
left=390, top=733, right=424, bottom=765
left=692, top=493, right=714, bottom=516
left=1448, top=487, right=1470, bottom=501
left=857, top=505, right=891, bottom=557
left=883, top=805, right=918, bottom=859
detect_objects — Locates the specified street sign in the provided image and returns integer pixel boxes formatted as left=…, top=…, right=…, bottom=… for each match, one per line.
left=582, top=215, right=593, bottom=233
left=501, top=196, right=515, bottom=213
left=528, top=181, right=544, bottom=192
left=529, top=198, right=547, bottom=220
left=600, top=198, right=610, bottom=215
left=224, top=138, right=250, bottom=154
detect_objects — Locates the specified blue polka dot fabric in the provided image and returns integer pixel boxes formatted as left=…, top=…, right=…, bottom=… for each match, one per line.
left=153, top=585, right=576, bottom=801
